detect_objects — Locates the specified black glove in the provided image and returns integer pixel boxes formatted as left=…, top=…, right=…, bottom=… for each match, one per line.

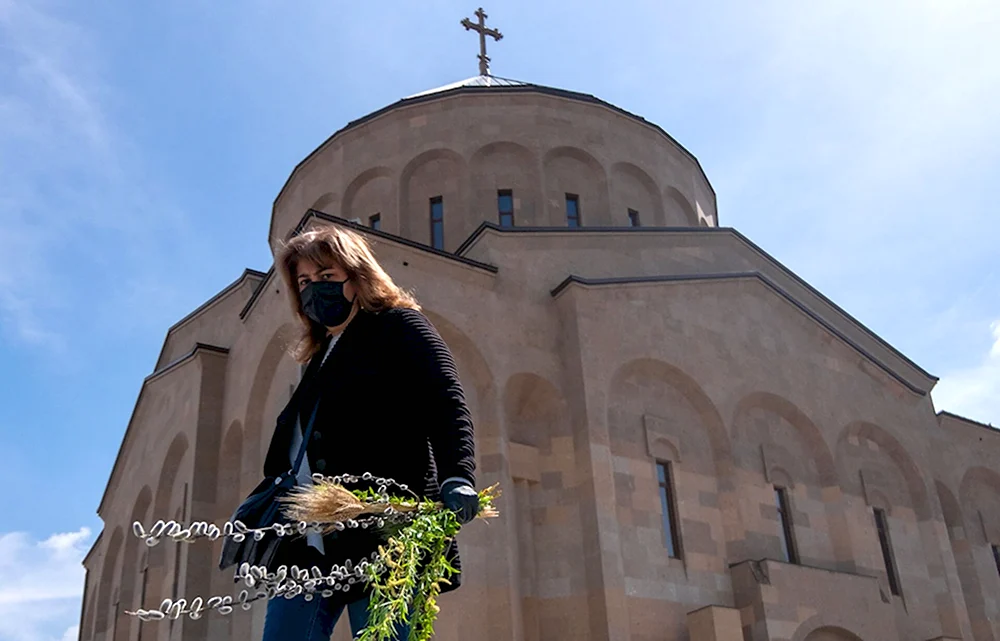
left=440, top=479, right=479, bottom=525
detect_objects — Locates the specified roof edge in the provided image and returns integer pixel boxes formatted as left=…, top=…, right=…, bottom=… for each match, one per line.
left=551, top=272, right=932, bottom=397
left=96, top=343, right=230, bottom=516
left=153, top=269, right=264, bottom=371
left=459, top=223, right=935, bottom=383
left=937, top=410, right=997, bottom=432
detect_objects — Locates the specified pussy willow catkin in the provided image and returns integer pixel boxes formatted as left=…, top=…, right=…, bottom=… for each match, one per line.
left=124, top=472, right=499, bottom=627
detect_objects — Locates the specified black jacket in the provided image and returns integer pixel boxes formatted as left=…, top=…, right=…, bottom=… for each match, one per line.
left=262, top=307, right=477, bottom=599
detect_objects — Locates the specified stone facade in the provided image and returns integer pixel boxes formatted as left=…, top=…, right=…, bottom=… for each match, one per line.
left=79, top=78, right=1000, bottom=641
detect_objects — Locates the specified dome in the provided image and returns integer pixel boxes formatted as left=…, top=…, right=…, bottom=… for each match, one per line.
left=270, top=76, right=717, bottom=251
left=405, top=75, right=531, bottom=99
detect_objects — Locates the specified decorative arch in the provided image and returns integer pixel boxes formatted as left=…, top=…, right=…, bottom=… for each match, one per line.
left=83, top=577, right=99, bottom=640
left=609, top=358, right=732, bottom=478
left=732, top=392, right=837, bottom=487
left=470, top=141, right=542, bottom=226
left=243, top=322, right=296, bottom=483
left=953, top=469, right=1000, bottom=641
left=936, top=480, right=963, bottom=534
left=144, top=432, right=189, bottom=611
left=664, top=186, right=698, bottom=226
left=610, top=161, right=664, bottom=226
left=341, top=166, right=394, bottom=229
left=793, top=620, right=865, bottom=641
left=218, top=420, right=244, bottom=518
left=310, top=192, right=337, bottom=214
left=543, top=146, right=610, bottom=226
left=116, top=486, right=152, bottom=641
left=837, top=421, right=930, bottom=520
left=959, top=466, right=1000, bottom=545
left=399, top=148, right=468, bottom=247
left=733, top=393, right=853, bottom=567
left=503, top=372, right=570, bottom=447
left=93, top=526, right=124, bottom=637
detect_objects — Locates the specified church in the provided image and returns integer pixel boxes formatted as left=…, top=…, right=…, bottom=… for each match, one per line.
left=78, top=10, right=1000, bottom=641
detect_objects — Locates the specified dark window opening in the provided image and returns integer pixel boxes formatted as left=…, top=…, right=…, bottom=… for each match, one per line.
left=566, top=194, right=581, bottom=227
left=370, top=213, right=381, bottom=231
left=656, top=461, right=682, bottom=559
left=874, top=508, right=901, bottom=596
left=498, top=190, right=514, bottom=227
left=430, top=197, right=444, bottom=250
left=992, top=544, right=1000, bottom=578
left=775, top=487, right=799, bottom=564
left=628, top=208, right=641, bottom=227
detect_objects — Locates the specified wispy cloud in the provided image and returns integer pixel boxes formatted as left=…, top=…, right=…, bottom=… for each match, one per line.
left=0, top=527, right=92, bottom=641
left=692, top=0, right=1000, bottom=416
left=0, top=0, right=194, bottom=356
left=933, top=320, right=1000, bottom=427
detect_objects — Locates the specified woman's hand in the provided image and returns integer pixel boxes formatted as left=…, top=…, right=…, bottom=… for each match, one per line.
left=440, top=479, right=479, bottom=524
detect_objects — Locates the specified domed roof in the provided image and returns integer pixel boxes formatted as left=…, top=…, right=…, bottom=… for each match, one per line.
left=405, top=75, right=531, bottom=99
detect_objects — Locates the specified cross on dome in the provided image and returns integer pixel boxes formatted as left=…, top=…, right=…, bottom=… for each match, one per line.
left=460, top=7, right=503, bottom=76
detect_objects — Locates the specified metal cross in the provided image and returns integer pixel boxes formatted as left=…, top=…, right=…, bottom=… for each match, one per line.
left=461, top=8, right=503, bottom=76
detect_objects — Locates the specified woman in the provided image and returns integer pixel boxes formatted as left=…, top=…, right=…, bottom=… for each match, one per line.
left=260, top=225, right=479, bottom=641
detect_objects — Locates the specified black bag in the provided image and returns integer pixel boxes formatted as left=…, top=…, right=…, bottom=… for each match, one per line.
left=218, top=399, right=321, bottom=571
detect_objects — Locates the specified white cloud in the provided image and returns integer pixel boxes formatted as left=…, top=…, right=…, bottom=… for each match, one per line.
left=933, top=320, right=1000, bottom=427
left=0, top=527, right=92, bottom=641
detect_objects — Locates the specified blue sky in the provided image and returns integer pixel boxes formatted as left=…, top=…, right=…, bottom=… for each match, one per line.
left=0, top=1, right=998, bottom=639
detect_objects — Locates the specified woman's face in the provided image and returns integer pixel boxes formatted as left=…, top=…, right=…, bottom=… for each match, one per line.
left=295, top=259, right=357, bottom=302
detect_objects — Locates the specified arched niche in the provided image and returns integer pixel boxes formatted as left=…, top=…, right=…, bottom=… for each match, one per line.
left=243, top=322, right=297, bottom=485
left=797, top=624, right=865, bottom=641
left=93, top=526, right=124, bottom=637
left=145, top=432, right=189, bottom=610
left=959, top=466, right=1000, bottom=545
left=732, top=392, right=845, bottom=568
left=116, top=486, right=152, bottom=641
left=732, top=392, right=837, bottom=488
left=83, top=579, right=98, bottom=640
left=342, top=166, right=395, bottom=232
left=399, top=148, right=467, bottom=249
left=606, top=357, right=734, bottom=633
left=310, top=192, right=337, bottom=214
left=664, top=186, right=698, bottom=227
left=956, top=467, right=1000, bottom=641
left=543, top=146, right=610, bottom=226
left=469, top=141, right=542, bottom=227
left=610, top=162, right=663, bottom=227
left=218, top=421, right=243, bottom=518
left=503, top=372, right=570, bottom=446
left=609, top=358, right=730, bottom=478
left=836, top=422, right=930, bottom=520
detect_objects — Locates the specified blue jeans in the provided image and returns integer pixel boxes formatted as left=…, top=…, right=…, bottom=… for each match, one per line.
left=262, top=591, right=410, bottom=641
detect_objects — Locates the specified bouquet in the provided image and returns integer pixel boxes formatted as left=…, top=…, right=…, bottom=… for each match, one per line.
left=125, top=473, right=500, bottom=641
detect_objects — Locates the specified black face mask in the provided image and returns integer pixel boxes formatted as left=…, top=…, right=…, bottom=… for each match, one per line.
left=301, top=280, right=355, bottom=327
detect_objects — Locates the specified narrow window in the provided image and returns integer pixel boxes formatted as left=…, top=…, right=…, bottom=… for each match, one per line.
left=566, top=194, right=581, bottom=227
left=656, top=461, right=682, bottom=558
left=993, top=544, right=1000, bottom=579
left=498, top=190, right=514, bottom=227
left=430, top=197, right=444, bottom=250
left=369, top=213, right=381, bottom=231
left=628, top=208, right=641, bottom=227
left=775, top=486, right=799, bottom=564
left=874, top=508, right=901, bottom=596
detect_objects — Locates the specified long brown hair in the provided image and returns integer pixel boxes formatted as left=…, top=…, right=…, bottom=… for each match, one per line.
left=277, top=225, right=420, bottom=363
